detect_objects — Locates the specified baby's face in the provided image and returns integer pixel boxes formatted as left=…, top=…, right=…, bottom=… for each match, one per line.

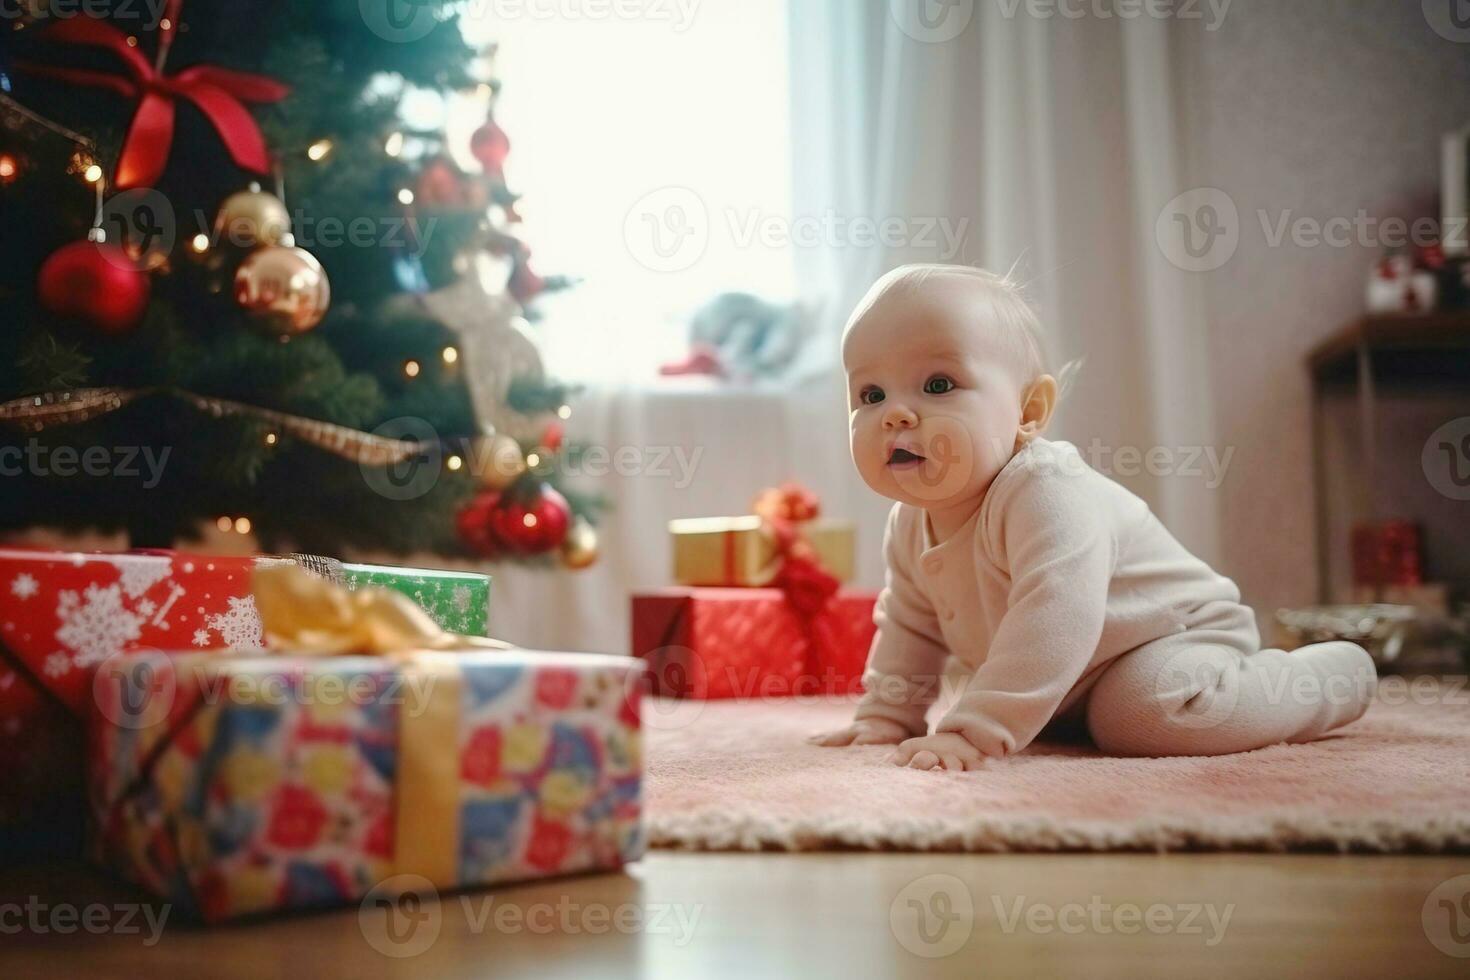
left=843, top=284, right=1029, bottom=514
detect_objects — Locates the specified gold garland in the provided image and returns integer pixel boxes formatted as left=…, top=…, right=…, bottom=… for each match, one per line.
left=0, top=387, right=438, bottom=467
left=0, top=93, right=97, bottom=151
left=0, top=388, right=141, bottom=430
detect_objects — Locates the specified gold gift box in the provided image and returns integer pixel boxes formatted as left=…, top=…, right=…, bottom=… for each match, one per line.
left=668, top=516, right=856, bottom=587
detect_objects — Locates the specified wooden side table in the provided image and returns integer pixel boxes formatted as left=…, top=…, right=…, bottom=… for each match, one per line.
left=1307, top=313, right=1470, bottom=602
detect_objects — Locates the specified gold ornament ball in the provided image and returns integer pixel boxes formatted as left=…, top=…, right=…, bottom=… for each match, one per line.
left=215, top=188, right=292, bottom=249
left=561, top=520, right=600, bottom=569
left=471, top=432, right=527, bottom=490
left=235, top=245, right=331, bottom=334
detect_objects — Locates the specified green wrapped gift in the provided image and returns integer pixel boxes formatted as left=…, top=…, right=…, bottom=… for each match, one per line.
left=341, top=561, right=491, bottom=635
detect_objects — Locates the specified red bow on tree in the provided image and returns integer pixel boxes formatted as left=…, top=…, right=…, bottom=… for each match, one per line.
left=24, top=12, right=288, bottom=189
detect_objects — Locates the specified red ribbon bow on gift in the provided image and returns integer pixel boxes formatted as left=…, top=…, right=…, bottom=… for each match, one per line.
left=23, top=10, right=288, bottom=189
left=752, top=483, right=839, bottom=617
left=752, top=482, right=822, bottom=525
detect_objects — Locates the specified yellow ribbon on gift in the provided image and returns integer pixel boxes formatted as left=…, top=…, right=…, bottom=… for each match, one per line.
left=249, top=563, right=512, bottom=890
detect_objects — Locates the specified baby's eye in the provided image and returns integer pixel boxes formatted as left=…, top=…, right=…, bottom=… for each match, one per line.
left=859, top=386, right=886, bottom=405
left=923, top=375, right=956, bottom=395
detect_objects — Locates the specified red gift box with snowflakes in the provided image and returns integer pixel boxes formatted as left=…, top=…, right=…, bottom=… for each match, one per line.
left=0, top=549, right=274, bottom=852
left=630, top=587, right=877, bottom=699
left=0, top=548, right=489, bottom=857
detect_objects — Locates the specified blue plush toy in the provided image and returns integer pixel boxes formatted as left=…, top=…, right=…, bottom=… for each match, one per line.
left=666, top=292, right=809, bottom=382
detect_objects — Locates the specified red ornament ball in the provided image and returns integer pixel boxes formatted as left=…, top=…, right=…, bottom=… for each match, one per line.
left=456, top=491, right=502, bottom=558
left=540, top=420, right=565, bottom=453
left=489, top=484, right=571, bottom=556
left=38, top=240, right=150, bottom=334
left=415, top=157, right=485, bottom=209
left=470, top=117, right=511, bottom=177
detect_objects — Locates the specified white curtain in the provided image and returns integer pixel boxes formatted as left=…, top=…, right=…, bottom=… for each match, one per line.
left=785, top=0, right=1221, bottom=560
left=486, top=1, right=1221, bottom=653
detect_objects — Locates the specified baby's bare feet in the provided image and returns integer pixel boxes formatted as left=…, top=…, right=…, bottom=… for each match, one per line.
left=808, top=717, right=910, bottom=747
left=891, top=732, right=986, bottom=771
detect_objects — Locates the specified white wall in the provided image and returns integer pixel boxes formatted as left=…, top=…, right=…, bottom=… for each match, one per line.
left=1180, top=0, right=1470, bottom=616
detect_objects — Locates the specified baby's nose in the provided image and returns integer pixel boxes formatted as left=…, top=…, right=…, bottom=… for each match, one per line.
left=882, top=403, right=919, bottom=430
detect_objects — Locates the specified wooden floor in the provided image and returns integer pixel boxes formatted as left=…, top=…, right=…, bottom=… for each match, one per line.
left=3, top=852, right=1469, bottom=979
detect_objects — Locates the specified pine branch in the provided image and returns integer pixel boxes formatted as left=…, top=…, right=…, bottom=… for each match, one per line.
left=507, top=376, right=582, bottom=415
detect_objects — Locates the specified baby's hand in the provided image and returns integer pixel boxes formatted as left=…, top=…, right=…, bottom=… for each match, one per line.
left=891, top=732, right=986, bottom=772
left=808, top=717, right=910, bottom=747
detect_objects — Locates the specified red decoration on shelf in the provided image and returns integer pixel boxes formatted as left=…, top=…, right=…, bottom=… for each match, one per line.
left=25, top=13, right=289, bottom=189
left=38, top=240, right=150, bottom=334
left=490, top=485, right=570, bottom=556
left=1350, top=520, right=1422, bottom=588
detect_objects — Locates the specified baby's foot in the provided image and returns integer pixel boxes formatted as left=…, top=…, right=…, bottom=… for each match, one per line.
left=808, top=717, right=911, bottom=747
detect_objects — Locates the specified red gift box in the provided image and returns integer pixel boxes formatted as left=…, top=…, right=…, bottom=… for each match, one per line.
left=0, top=548, right=274, bottom=855
left=1350, top=520, right=1422, bottom=588
left=630, top=587, right=877, bottom=699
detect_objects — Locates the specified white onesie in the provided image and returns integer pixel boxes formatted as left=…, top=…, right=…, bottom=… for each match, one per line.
left=853, top=438, right=1376, bottom=758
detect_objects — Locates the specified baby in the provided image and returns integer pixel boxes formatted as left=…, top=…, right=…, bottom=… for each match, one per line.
left=813, top=265, right=1377, bottom=771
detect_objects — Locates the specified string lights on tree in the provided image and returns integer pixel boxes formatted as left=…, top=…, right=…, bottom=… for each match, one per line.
left=0, top=2, right=601, bottom=564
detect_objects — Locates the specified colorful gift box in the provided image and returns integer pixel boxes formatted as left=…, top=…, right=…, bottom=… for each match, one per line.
left=630, top=587, right=877, bottom=699
left=87, top=566, right=642, bottom=923
left=669, top=517, right=856, bottom=587
left=0, top=548, right=490, bottom=858
left=89, top=649, right=643, bottom=922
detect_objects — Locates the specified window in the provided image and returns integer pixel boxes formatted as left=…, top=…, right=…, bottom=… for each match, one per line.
left=459, top=2, right=795, bottom=384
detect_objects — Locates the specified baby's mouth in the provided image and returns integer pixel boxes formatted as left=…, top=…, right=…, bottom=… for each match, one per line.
left=887, top=447, right=926, bottom=469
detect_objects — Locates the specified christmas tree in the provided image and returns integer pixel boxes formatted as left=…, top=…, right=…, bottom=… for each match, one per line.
left=0, top=0, right=600, bottom=567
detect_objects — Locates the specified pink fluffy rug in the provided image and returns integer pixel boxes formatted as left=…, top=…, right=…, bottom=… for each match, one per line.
left=643, top=679, right=1470, bottom=853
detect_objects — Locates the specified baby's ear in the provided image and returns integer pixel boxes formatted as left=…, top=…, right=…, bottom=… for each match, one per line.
left=1016, top=375, right=1058, bottom=446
